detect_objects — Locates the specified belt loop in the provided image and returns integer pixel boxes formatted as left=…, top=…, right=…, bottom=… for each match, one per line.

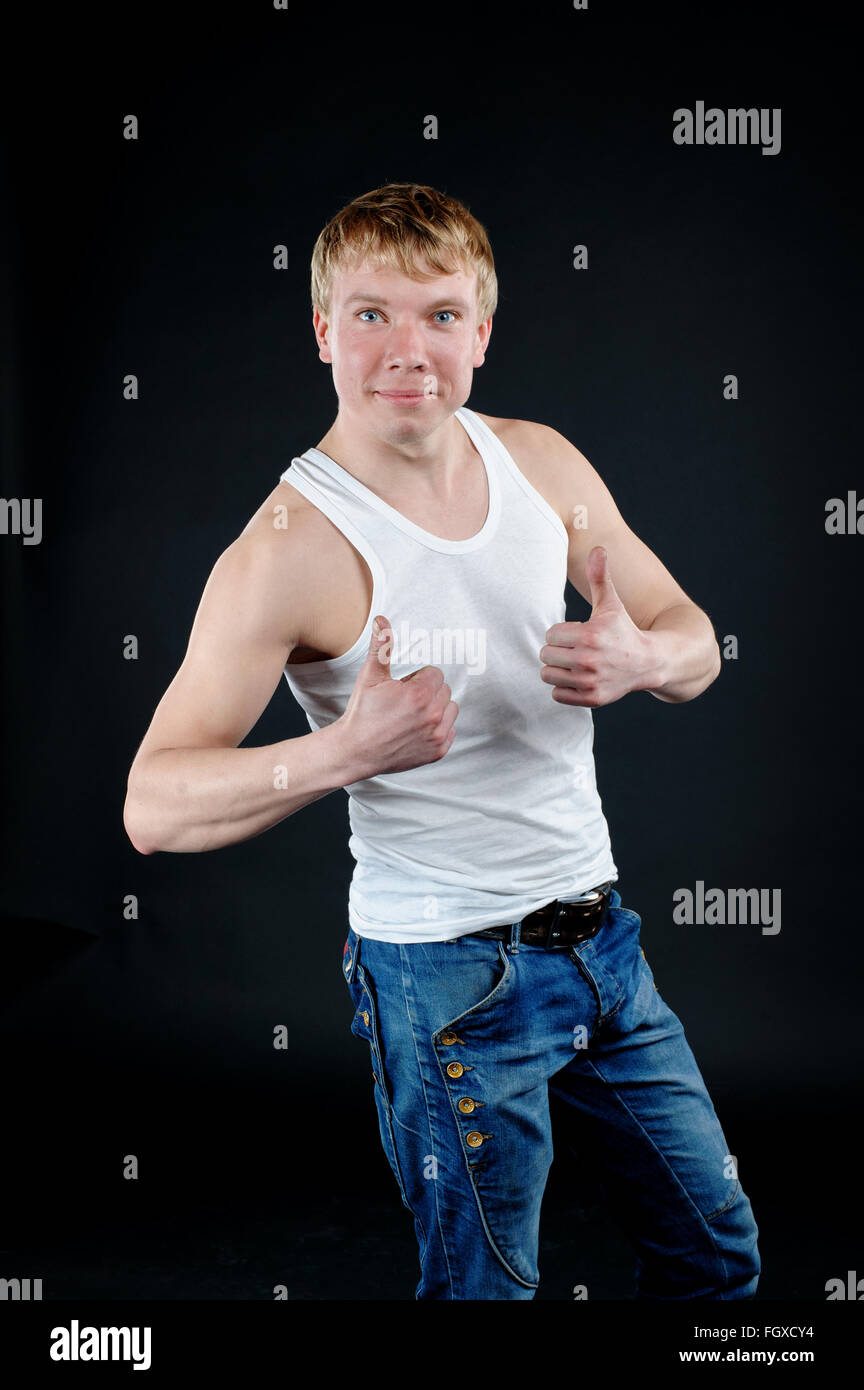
left=508, top=918, right=521, bottom=953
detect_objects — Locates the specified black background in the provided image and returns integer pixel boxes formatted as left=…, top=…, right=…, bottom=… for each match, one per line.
left=1, top=1, right=861, bottom=1301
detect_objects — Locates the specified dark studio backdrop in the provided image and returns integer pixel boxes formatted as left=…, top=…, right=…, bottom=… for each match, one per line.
left=1, top=2, right=861, bottom=1304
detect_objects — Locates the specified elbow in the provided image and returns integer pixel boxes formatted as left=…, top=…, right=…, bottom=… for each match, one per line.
left=686, top=647, right=721, bottom=702
left=123, top=785, right=159, bottom=856
left=130, top=834, right=156, bottom=857
left=691, top=645, right=722, bottom=700
left=696, top=623, right=722, bottom=696
left=124, top=810, right=156, bottom=856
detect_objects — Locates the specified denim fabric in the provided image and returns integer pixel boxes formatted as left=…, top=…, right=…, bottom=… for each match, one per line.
left=341, top=886, right=760, bottom=1301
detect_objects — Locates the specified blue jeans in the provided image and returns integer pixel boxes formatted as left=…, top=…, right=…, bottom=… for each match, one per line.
left=341, top=886, right=760, bottom=1301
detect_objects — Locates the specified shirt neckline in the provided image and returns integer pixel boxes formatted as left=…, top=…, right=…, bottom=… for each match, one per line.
left=300, top=407, right=501, bottom=554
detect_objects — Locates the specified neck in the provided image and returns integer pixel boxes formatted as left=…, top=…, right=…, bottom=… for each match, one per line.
left=316, top=408, right=476, bottom=500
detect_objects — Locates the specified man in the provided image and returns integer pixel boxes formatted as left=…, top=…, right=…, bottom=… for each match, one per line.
left=123, top=182, right=760, bottom=1301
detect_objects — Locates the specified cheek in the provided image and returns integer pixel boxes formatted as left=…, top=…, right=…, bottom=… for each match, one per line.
left=331, top=345, right=368, bottom=384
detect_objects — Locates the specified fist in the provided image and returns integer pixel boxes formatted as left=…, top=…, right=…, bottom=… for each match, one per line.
left=538, top=546, right=652, bottom=707
left=337, top=615, right=459, bottom=777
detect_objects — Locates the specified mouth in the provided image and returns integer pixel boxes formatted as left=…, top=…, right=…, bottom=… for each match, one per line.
left=375, top=390, right=429, bottom=404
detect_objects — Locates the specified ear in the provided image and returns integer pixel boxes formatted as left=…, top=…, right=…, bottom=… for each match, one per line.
left=474, top=314, right=493, bottom=367
left=313, top=305, right=332, bottom=362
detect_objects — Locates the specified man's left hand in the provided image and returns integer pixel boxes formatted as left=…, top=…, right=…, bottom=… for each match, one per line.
left=539, top=546, right=657, bottom=708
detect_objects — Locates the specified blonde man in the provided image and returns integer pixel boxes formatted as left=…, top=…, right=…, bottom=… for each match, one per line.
left=124, top=182, right=760, bottom=1302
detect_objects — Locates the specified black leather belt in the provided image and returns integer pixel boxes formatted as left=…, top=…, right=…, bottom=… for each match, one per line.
left=468, top=881, right=614, bottom=948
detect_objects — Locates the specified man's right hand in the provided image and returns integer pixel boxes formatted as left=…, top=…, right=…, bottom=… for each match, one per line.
left=335, top=615, right=459, bottom=779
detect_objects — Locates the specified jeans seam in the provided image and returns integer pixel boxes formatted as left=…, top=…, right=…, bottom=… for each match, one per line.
left=704, top=1177, right=740, bottom=1223
left=569, top=946, right=624, bottom=1035
left=583, top=1053, right=736, bottom=1265
left=398, top=993, right=454, bottom=1296
left=351, top=962, right=427, bottom=1244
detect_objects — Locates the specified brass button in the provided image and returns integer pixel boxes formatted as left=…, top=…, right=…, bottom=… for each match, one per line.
left=446, top=1062, right=464, bottom=1078
left=440, top=1030, right=458, bottom=1045
left=466, top=1131, right=485, bottom=1148
left=457, top=1098, right=476, bottom=1114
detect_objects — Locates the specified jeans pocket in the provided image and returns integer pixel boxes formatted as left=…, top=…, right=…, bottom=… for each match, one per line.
left=432, top=937, right=513, bottom=1038
left=607, top=902, right=660, bottom=995
left=613, top=904, right=643, bottom=934
left=615, top=905, right=660, bottom=994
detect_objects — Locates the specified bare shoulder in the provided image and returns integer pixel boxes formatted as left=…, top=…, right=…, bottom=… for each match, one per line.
left=237, top=476, right=358, bottom=572
left=233, top=476, right=372, bottom=662
left=471, top=412, right=549, bottom=443
left=473, top=412, right=583, bottom=458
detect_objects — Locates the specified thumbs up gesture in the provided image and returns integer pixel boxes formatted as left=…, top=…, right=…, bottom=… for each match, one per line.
left=538, top=546, right=653, bottom=708
left=335, top=615, right=459, bottom=780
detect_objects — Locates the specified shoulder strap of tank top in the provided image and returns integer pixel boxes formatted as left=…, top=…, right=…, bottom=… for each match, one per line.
left=279, top=463, right=386, bottom=597
left=458, top=407, right=568, bottom=544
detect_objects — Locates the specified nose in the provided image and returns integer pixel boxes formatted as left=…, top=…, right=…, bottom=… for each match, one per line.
left=384, top=320, right=431, bottom=370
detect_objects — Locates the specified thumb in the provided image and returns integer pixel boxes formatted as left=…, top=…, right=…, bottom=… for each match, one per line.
left=587, top=546, right=622, bottom=616
left=357, top=615, right=394, bottom=685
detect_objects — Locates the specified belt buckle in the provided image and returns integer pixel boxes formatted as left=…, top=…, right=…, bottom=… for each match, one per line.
left=552, top=889, right=606, bottom=947
left=541, top=900, right=569, bottom=948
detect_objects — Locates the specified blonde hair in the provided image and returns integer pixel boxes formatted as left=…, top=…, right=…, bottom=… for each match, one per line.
left=310, top=182, right=498, bottom=327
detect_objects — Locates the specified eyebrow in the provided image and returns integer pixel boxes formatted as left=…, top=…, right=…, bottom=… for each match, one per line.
left=342, top=292, right=472, bottom=311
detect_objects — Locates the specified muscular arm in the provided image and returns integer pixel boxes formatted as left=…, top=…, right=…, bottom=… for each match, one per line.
left=518, top=422, right=721, bottom=704
left=122, top=519, right=361, bottom=855
left=638, top=601, right=722, bottom=704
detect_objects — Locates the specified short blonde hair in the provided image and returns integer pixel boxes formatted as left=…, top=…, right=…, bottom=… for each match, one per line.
left=310, top=182, right=498, bottom=328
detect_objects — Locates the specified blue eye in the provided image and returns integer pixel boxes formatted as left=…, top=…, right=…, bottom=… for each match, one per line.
left=356, top=309, right=458, bottom=323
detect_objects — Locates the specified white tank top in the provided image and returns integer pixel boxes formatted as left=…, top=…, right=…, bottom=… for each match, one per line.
left=279, top=406, right=618, bottom=943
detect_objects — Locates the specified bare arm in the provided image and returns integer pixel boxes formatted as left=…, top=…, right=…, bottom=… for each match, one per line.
left=124, top=725, right=357, bottom=855
left=639, top=601, right=721, bottom=704
left=524, top=422, right=721, bottom=705
left=122, top=522, right=361, bottom=855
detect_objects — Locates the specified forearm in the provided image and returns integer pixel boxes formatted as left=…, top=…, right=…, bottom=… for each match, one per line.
left=123, top=720, right=360, bottom=854
left=640, top=603, right=721, bottom=703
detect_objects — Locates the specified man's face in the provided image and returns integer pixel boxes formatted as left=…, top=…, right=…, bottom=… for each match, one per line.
left=312, top=256, right=492, bottom=445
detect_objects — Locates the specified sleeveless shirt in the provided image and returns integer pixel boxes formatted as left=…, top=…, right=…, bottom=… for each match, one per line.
left=278, top=406, right=618, bottom=942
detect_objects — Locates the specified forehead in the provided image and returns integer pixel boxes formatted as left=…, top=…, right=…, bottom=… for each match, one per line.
left=332, top=255, right=476, bottom=308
